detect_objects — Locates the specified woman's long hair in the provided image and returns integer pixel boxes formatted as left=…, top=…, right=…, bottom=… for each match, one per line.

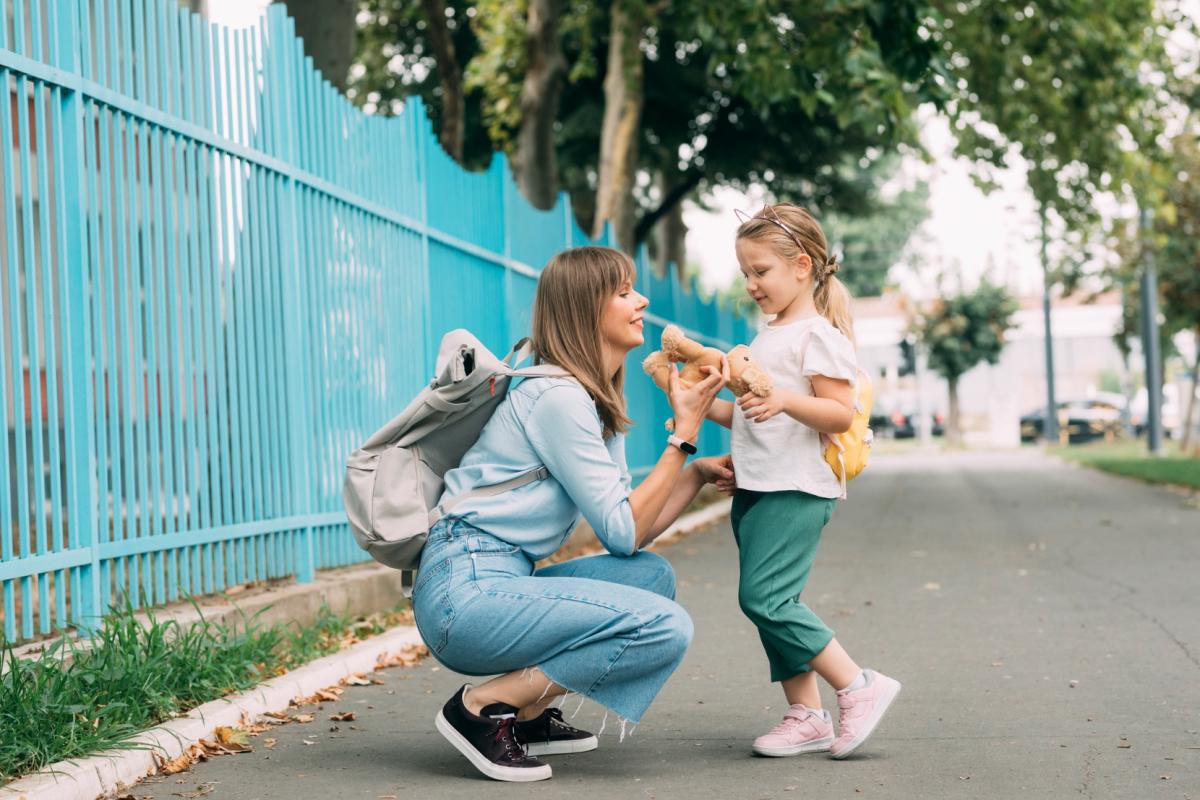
left=736, top=204, right=855, bottom=345
left=531, top=246, right=635, bottom=438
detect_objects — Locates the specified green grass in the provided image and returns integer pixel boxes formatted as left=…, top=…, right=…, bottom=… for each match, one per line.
left=0, top=600, right=410, bottom=784
left=1052, top=440, right=1200, bottom=489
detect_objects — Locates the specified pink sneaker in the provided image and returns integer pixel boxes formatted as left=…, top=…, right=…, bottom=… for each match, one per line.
left=830, top=669, right=901, bottom=759
left=752, top=705, right=834, bottom=757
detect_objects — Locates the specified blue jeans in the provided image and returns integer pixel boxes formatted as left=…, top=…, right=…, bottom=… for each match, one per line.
left=412, top=518, right=693, bottom=723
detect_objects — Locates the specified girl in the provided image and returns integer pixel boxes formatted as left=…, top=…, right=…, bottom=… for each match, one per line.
left=708, top=204, right=901, bottom=759
left=413, top=246, right=734, bottom=782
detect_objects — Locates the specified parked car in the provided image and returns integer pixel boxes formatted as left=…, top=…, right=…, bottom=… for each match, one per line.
left=1020, top=397, right=1125, bottom=444
left=888, top=407, right=945, bottom=439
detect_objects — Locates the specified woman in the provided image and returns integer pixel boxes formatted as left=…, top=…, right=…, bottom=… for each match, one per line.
left=412, top=246, right=733, bottom=782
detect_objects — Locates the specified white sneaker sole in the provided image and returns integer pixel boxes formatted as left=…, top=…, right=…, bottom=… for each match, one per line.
left=525, top=735, right=600, bottom=757
left=830, top=678, right=902, bottom=760
left=435, top=710, right=553, bottom=782
left=752, top=735, right=834, bottom=757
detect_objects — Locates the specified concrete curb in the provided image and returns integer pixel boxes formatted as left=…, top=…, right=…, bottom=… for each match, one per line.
left=650, top=497, right=733, bottom=548
left=2, top=626, right=424, bottom=800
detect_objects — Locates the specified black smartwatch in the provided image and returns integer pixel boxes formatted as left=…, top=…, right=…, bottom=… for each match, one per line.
left=667, top=433, right=697, bottom=455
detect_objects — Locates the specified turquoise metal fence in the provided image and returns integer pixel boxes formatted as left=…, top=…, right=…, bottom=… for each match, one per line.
left=0, top=0, right=752, bottom=644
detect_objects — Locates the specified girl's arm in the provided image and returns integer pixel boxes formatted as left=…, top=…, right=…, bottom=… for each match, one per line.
left=630, top=362, right=729, bottom=547
left=641, top=455, right=734, bottom=544
left=738, top=375, right=854, bottom=433
left=706, top=398, right=735, bottom=429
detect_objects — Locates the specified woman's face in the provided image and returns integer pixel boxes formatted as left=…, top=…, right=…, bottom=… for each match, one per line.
left=600, top=277, right=649, bottom=355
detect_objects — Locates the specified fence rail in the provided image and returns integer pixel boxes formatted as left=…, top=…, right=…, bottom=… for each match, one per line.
left=0, top=0, right=752, bottom=644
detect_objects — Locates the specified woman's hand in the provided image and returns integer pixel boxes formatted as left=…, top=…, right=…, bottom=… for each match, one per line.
left=738, top=389, right=788, bottom=423
left=668, top=357, right=729, bottom=441
left=693, top=454, right=736, bottom=495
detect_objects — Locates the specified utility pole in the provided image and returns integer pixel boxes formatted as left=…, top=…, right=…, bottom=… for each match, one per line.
left=1040, top=208, right=1059, bottom=443
left=1139, top=206, right=1164, bottom=455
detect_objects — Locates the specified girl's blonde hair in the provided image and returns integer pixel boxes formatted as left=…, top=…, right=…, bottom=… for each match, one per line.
left=532, top=246, right=635, bottom=438
left=736, top=204, right=855, bottom=344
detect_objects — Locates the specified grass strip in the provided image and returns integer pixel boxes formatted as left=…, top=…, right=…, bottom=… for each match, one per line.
left=0, top=600, right=410, bottom=784
left=1052, top=441, right=1200, bottom=490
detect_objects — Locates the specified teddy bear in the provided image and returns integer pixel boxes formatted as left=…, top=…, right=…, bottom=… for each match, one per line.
left=642, top=324, right=773, bottom=423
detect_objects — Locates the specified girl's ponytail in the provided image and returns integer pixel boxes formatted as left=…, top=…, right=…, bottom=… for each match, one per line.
left=815, top=257, right=855, bottom=346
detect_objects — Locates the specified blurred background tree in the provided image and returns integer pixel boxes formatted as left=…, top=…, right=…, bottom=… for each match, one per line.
left=908, top=282, right=1019, bottom=446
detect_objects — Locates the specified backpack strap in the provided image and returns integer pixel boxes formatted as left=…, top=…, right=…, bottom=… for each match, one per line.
left=427, top=465, right=551, bottom=527
left=509, top=364, right=572, bottom=379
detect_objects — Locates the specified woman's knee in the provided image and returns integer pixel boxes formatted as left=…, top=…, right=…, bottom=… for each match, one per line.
left=629, top=550, right=677, bottom=599
left=651, top=604, right=693, bottom=659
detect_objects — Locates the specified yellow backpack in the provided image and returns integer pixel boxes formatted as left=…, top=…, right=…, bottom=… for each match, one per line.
left=821, top=368, right=874, bottom=497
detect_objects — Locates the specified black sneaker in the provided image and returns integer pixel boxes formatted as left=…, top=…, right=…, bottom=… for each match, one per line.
left=516, top=706, right=600, bottom=756
left=434, top=685, right=552, bottom=782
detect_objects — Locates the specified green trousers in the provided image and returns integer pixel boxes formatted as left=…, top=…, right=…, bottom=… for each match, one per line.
left=731, top=489, right=836, bottom=682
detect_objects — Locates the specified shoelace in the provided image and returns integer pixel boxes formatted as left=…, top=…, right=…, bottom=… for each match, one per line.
left=544, top=707, right=568, bottom=729
left=493, top=717, right=524, bottom=757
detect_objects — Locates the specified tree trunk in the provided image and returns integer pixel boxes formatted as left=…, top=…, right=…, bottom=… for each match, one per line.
left=635, top=168, right=702, bottom=246
left=592, top=0, right=644, bottom=251
left=419, top=0, right=465, bottom=163
left=1181, top=346, right=1200, bottom=455
left=656, top=171, right=688, bottom=281
left=281, top=0, right=357, bottom=94
left=514, top=0, right=567, bottom=209
left=179, top=0, right=208, bottom=16
left=947, top=376, right=962, bottom=448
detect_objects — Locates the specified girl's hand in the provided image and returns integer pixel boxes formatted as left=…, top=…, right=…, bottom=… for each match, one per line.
left=738, top=389, right=787, bottom=423
left=693, top=454, right=736, bottom=495
left=668, top=356, right=729, bottom=441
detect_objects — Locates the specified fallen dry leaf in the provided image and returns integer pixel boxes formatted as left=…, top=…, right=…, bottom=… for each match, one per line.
left=264, top=737, right=277, bottom=749
left=154, top=750, right=196, bottom=776
left=1118, top=738, right=1132, bottom=749
left=375, top=643, right=429, bottom=669
left=331, top=711, right=357, bottom=722
left=264, top=711, right=290, bottom=721
left=344, top=675, right=372, bottom=687
left=214, top=726, right=251, bottom=752
left=292, top=714, right=315, bottom=724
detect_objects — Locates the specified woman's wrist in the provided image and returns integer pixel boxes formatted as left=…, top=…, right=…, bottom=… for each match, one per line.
left=671, top=418, right=701, bottom=442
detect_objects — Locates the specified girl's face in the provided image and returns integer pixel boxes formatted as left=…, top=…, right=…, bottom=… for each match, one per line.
left=600, top=277, right=649, bottom=355
left=735, top=237, right=813, bottom=317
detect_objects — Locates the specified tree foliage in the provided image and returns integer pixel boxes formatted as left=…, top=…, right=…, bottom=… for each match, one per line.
left=822, top=159, right=931, bottom=297
left=909, top=281, right=1019, bottom=443
left=933, top=0, right=1176, bottom=228
left=350, top=0, right=949, bottom=249
left=911, top=282, right=1019, bottom=383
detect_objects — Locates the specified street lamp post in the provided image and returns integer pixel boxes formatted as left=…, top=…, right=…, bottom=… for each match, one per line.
left=1139, top=207, right=1164, bottom=456
left=1040, top=209, right=1059, bottom=443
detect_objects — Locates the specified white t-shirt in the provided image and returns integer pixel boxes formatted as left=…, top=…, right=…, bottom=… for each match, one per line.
left=731, top=314, right=858, bottom=498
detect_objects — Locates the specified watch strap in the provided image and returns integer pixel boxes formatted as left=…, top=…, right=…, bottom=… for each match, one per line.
left=667, top=434, right=697, bottom=455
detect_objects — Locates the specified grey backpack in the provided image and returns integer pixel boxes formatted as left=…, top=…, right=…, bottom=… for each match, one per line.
left=342, top=330, right=568, bottom=573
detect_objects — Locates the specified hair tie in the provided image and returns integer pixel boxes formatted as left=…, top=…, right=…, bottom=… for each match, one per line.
left=820, top=255, right=840, bottom=284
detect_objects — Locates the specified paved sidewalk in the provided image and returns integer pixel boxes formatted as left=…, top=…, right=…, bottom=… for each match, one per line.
left=132, top=450, right=1200, bottom=799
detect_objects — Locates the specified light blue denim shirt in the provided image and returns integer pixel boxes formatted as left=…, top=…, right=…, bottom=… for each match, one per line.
left=437, top=377, right=636, bottom=560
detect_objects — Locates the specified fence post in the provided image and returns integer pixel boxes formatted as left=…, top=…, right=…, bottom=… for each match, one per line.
left=53, top=0, right=102, bottom=631
left=266, top=6, right=316, bottom=583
